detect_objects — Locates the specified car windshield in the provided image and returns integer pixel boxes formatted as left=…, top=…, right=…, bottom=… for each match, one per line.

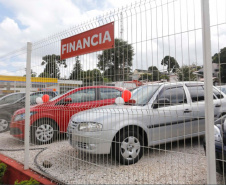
left=130, top=85, right=160, bottom=105
left=49, top=94, right=63, bottom=102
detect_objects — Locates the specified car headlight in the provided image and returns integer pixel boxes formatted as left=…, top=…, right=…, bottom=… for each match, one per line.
left=214, top=125, right=222, bottom=142
left=78, top=122, right=103, bottom=132
left=14, top=112, right=37, bottom=122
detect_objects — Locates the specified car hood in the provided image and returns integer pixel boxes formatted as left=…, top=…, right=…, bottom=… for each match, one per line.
left=70, top=104, right=142, bottom=123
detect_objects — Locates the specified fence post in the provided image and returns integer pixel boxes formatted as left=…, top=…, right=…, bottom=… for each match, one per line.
left=24, top=42, right=32, bottom=170
left=201, top=0, right=217, bottom=184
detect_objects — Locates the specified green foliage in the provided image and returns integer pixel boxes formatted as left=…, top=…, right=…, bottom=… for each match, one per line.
left=161, top=56, right=180, bottom=73
left=159, top=74, right=169, bottom=81
left=176, top=64, right=201, bottom=81
left=82, top=69, right=103, bottom=83
left=0, top=162, right=7, bottom=184
left=148, top=66, right=161, bottom=81
left=212, top=47, right=226, bottom=83
left=14, top=178, right=39, bottom=185
left=23, top=69, right=37, bottom=77
left=97, top=38, right=134, bottom=81
left=39, top=54, right=67, bottom=79
left=103, top=77, right=111, bottom=83
left=139, top=73, right=153, bottom=81
left=69, top=56, right=83, bottom=80
left=38, top=72, right=51, bottom=78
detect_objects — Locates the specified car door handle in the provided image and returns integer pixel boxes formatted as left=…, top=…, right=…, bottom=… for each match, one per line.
left=184, top=109, right=192, bottom=113
left=215, top=104, right=221, bottom=107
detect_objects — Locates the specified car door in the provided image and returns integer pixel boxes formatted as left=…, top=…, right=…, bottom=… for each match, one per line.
left=149, top=85, right=192, bottom=144
left=185, top=85, right=220, bottom=135
left=55, top=88, right=98, bottom=132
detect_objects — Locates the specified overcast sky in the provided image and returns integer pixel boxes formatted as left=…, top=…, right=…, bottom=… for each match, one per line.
left=0, top=0, right=225, bottom=78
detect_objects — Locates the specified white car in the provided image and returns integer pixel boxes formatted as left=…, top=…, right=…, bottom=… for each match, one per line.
left=68, top=82, right=226, bottom=165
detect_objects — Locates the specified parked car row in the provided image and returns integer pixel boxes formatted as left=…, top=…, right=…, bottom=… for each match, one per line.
left=1, top=82, right=226, bottom=165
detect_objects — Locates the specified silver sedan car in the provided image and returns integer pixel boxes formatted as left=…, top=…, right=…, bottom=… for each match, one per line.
left=68, top=82, right=226, bottom=165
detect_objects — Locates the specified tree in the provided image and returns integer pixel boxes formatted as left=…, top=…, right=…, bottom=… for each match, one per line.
left=82, top=69, right=103, bottom=84
left=212, top=47, right=226, bottom=83
left=97, top=38, right=134, bottom=81
left=161, top=56, right=180, bottom=74
left=139, top=73, right=153, bottom=81
left=23, top=69, right=37, bottom=77
left=148, top=66, right=160, bottom=81
left=176, top=64, right=201, bottom=81
left=39, top=54, right=67, bottom=78
left=69, top=56, right=83, bottom=80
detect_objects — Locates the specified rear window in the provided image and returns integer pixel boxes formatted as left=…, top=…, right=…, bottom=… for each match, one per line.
left=100, top=88, right=122, bottom=100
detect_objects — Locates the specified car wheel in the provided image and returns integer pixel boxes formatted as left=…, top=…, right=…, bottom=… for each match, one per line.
left=113, top=130, right=144, bottom=165
left=31, top=120, right=57, bottom=145
left=0, top=116, right=9, bottom=133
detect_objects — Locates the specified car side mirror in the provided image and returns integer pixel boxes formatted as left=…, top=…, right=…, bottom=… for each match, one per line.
left=153, top=98, right=170, bottom=109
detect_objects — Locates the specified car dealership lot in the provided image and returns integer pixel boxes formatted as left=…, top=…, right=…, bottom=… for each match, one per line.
left=0, top=131, right=224, bottom=184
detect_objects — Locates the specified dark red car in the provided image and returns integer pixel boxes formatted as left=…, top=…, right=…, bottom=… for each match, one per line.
left=10, top=86, right=124, bottom=145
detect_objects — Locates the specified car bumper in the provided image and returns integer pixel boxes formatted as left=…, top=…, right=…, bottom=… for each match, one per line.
left=10, top=120, right=25, bottom=139
left=68, top=130, right=114, bottom=154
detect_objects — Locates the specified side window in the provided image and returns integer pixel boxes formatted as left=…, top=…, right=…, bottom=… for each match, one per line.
left=0, top=98, right=5, bottom=105
left=20, top=93, right=26, bottom=99
left=156, top=86, right=187, bottom=108
left=3, top=94, right=24, bottom=104
left=100, top=88, right=122, bottom=100
left=67, top=89, right=96, bottom=103
left=213, top=88, right=224, bottom=99
left=0, top=96, right=8, bottom=105
left=187, top=86, right=205, bottom=102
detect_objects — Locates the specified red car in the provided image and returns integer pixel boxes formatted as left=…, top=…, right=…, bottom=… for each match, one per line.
left=10, top=86, right=124, bottom=145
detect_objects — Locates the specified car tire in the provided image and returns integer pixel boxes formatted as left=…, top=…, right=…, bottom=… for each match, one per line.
left=0, top=115, right=10, bottom=133
left=31, top=120, right=58, bottom=145
left=113, top=130, right=144, bottom=165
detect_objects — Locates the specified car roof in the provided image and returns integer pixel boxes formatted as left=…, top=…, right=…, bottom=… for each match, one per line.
left=0, top=92, right=25, bottom=99
left=216, top=85, right=226, bottom=88
left=72, top=86, right=125, bottom=91
left=145, top=81, right=204, bottom=87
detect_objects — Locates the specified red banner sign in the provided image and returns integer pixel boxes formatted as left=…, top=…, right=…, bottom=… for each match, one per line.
left=61, top=22, right=114, bottom=60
